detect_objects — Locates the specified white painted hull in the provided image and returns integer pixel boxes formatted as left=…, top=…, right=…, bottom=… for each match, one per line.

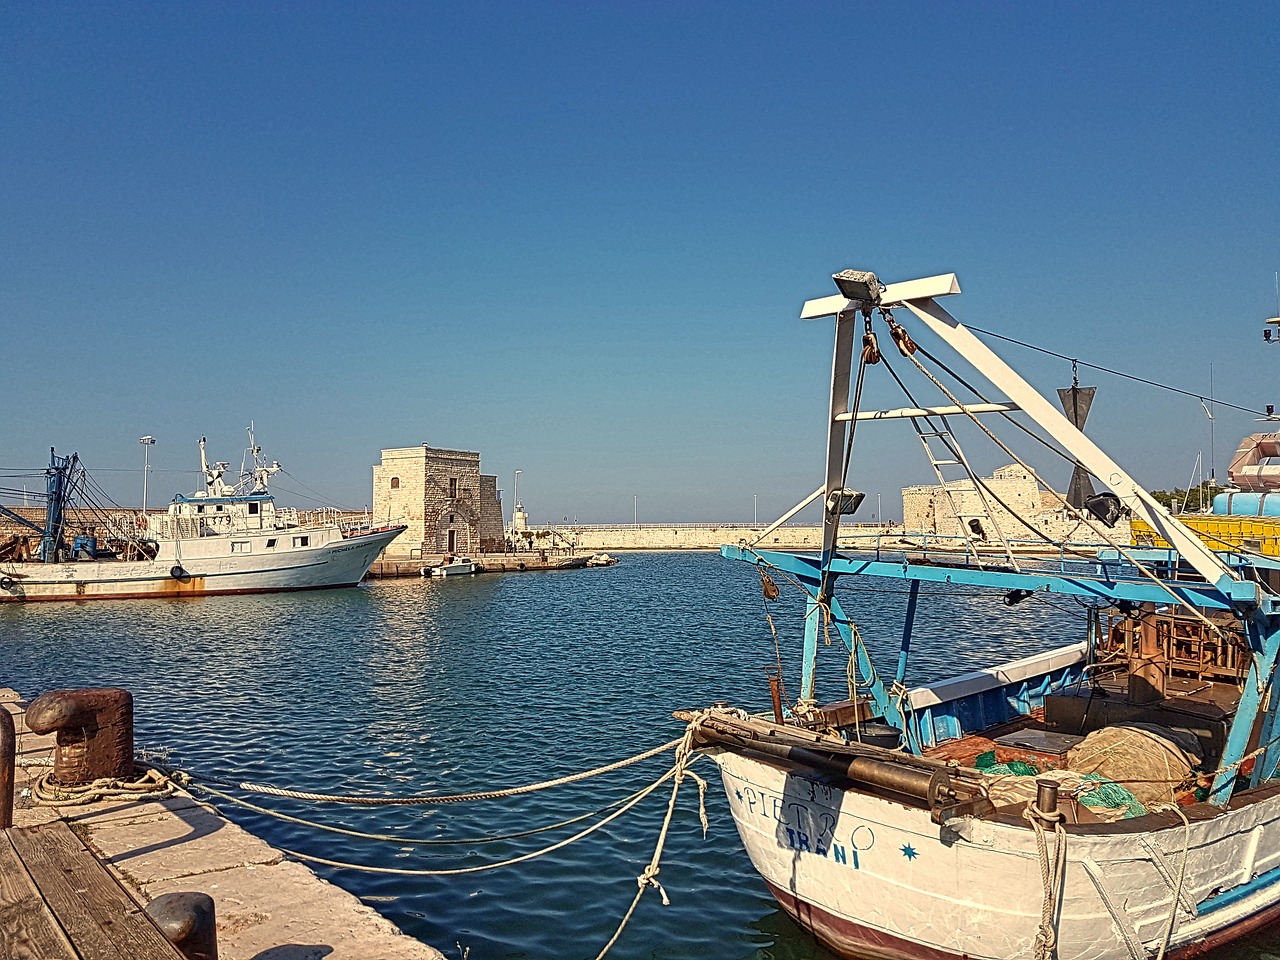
left=713, top=749, right=1280, bottom=960
left=0, top=527, right=404, bottom=602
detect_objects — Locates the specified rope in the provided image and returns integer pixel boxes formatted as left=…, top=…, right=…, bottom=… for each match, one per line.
left=276, top=762, right=688, bottom=877
left=898, top=339, right=1226, bottom=638
left=188, top=777, right=666, bottom=847
left=180, top=737, right=682, bottom=805
left=1148, top=803, right=1192, bottom=960
left=27, top=764, right=175, bottom=806
left=594, top=711, right=711, bottom=960
left=1023, top=802, right=1067, bottom=960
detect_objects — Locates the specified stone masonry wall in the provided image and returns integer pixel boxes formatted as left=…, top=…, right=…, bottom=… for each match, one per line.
left=374, top=445, right=503, bottom=558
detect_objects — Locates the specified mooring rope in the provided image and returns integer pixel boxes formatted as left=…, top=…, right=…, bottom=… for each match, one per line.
left=24, top=763, right=175, bottom=807
left=1148, top=802, right=1192, bottom=960
left=175, top=737, right=683, bottom=806
left=593, top=711, right=710, bottom=960
left=189, top=776, right=667, bottom=847
left=275, top=760, right=689, bottom=876
left=1024, top=801, right=1067, bottom=960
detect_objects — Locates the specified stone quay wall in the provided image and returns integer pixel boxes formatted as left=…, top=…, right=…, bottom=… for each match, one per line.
left=519, top=523, right=894, bottom=552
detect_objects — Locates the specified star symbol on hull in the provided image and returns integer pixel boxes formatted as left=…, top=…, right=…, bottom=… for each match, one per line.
left=900, top=844, right=918, bottom=860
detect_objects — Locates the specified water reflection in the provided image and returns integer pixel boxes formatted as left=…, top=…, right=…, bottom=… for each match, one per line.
left=6, top=552, right=1262, bottom=959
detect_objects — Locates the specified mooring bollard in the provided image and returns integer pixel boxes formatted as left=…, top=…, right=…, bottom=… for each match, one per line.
left=145, top=892, right=219, bottom=960
left=0, top=705, right=15, bottom=828
left=1035, top=777, right=1060, bottom=820
left=25, top=688, right=134, bottom=785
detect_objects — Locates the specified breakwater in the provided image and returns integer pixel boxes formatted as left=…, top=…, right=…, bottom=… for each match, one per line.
left=516, top=522, right=894, bottom=552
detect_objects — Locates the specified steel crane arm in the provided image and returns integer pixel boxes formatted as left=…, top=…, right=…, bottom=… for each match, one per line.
left=898, top=296, right=1252, bottom=603
left=0, top=502, right=44, bottom=536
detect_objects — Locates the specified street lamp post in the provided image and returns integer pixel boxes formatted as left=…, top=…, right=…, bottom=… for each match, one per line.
left=754, top=494, right=757, bottom=525
left=139, top=436, right=156, bottom=515
left=513, top=470, right=522, bottom=522
left=633, top=495, right=638, bottom=528
left=877, top=492, right=882, bottom=524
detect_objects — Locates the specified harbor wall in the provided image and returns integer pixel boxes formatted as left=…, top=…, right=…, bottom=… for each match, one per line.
left=505, top=523, right=894, bottom=552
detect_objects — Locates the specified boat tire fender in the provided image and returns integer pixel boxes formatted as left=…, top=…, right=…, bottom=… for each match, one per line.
left=170, top=565, right=186, bottom=580
left=0, top=576, right=12, bottom=591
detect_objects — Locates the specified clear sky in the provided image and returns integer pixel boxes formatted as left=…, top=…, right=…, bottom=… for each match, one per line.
left=3, top=3, right=1277, bottom=524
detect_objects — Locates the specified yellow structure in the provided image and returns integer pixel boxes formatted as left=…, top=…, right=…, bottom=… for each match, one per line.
left=1131, top=514, right=1280, bottom=557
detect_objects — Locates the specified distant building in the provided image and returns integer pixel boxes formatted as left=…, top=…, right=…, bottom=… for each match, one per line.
left=902, top=464, right=1130, bottom=544
left=373, top=444, right=505, bottom=558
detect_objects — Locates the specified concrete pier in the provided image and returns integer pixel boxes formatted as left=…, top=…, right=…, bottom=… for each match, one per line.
left=368, top=551, right=591, bottom=578
left=1, top=688, right=445, bottom=960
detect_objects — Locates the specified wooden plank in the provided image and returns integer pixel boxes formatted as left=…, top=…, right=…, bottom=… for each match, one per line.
left=0, top=831, right=78, bottom=960
left=8, top=822, right=182, bottom=960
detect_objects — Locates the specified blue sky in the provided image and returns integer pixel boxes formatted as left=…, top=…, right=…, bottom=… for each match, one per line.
left=2, top=3, right=1277, bottom=523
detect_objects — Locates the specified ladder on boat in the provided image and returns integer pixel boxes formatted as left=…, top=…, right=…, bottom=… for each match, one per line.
left=915, top=421, right=1020, bottom=570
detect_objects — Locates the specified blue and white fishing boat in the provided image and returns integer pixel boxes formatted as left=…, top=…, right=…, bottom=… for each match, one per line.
left=0, top=434, right=405, bottom=602
left=686, top=269, right=1280, bottom=960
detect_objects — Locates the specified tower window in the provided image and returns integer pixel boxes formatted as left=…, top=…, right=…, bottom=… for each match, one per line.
left=449, top=477, right=458, bottom=498
left=391, top=477, right=400, bottom=489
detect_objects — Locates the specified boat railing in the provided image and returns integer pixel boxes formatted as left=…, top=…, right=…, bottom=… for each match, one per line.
left=294, top=507, right=379, bottom=535
left=542, top=521, right=896, bottom=532
left=851, top=532, right=1135, bottom=574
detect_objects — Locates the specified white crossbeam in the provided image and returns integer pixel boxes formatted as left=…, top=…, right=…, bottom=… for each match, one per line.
left=801, top=273, right=961, bottom=320
left=842, top=402, right=1020, bottom=422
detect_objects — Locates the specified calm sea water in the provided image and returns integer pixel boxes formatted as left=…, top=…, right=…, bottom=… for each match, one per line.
left=2, top=552, right=1278, bottom=959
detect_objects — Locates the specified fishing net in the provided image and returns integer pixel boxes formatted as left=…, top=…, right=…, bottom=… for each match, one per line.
left=1065, top=723, right=1200, bottom=808
left=980, top=766, right=1143, bottom=821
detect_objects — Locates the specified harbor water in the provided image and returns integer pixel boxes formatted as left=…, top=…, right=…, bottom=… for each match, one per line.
left=2, top=552, right=1278, bottom=959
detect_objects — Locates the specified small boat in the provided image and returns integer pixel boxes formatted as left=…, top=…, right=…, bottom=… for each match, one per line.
left=586, top=552, right=618, bottom=567
left=425, top=556, right=478, bottom=577
left=687, top=268, right=1280, bottom=960
left=0, top=432, right=406, bottom=602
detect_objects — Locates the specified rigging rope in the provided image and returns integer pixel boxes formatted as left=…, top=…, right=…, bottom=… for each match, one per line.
left=892, top=326, right=1227, bottom=638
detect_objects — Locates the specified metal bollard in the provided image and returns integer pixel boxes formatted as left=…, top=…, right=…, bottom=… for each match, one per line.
left=25, top=688, right=134, bottom=786
left=0, top=706, right=14, bottom=828
left=1035, top=778, right=1060, bottom=819
left=145, top=892, right=219, bottom=960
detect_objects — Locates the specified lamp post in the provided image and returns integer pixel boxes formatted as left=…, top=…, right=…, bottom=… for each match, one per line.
left=754, top=494, right=757, bottom=525
left=633, top=495, right=638, bottom=528
left=877, top=492, right=882, bottom=524
left=139, top=436, right=155, bottom=515
left=513, top=470, right=521, bottom=518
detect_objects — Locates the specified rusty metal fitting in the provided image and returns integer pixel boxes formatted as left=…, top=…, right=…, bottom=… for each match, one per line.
left=25, top=688, right=134, bottom=786
left=1035, top=778, right=1060, bottom=820
left=0, top=706, right=14, bottom=828
left=145, top=892, right=219, bottom=960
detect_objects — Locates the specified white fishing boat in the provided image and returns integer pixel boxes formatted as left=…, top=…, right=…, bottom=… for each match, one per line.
left=0, top=434, right=405, bottom=602
left=425, top=556, right=479, bottom=577
left=687, top=269, right=1280, bottom=960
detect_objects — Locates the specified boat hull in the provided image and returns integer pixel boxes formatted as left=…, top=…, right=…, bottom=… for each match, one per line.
left=0, top=527, right=405, bottom=602
left=711, top=748, right=1280, bottom=960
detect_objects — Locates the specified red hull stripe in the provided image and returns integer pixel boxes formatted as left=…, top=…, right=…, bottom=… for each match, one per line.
left=763, top=878, right=1280, bottom=960
left=0, top=583, right=360, bottom=603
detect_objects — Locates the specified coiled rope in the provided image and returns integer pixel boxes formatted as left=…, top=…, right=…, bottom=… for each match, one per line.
left=22, top=762, right=175, bottom=806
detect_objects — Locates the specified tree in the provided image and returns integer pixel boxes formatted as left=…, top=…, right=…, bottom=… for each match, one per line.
left=1148, top=485, right=1224, bottom=514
